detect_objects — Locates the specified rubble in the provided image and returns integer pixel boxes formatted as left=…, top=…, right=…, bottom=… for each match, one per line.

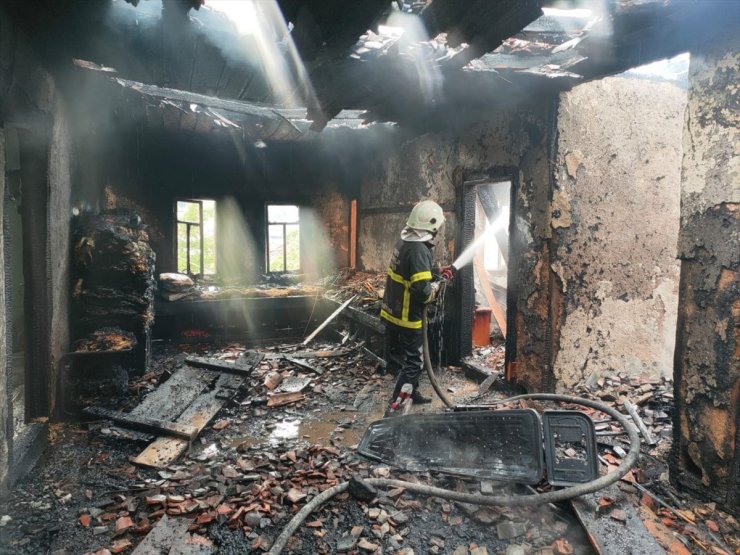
left=1, top=335, right=738, bottom=555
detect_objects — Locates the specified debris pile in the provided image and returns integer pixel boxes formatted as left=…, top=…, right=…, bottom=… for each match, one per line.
left=325, top=269, right=385, bottom=312
left=158, top=272, right=198, bottom=302
left=2, top=339, right=739, bottom=555
left=72, top=208, right=156, bottom=369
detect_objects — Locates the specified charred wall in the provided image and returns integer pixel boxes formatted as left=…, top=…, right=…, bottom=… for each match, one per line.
left=551, top=75, right=686, bottom=390
left=0, top=7, right=73, bottom=483
left=358, top=104, right=554, bottom=390
left=81, top=126, right=389, bottom=279
left=672, top=29, right=739, bottom=510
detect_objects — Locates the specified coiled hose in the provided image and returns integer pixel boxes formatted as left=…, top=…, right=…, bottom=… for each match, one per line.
left=267, top=309, right=641, bottom=554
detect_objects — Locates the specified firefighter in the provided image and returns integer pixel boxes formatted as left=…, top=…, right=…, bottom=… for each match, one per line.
left=381, top=199, right=448, bottom=410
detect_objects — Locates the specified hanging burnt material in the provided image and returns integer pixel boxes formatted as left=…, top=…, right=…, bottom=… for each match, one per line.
left=72, top=209, right=156, bottom=373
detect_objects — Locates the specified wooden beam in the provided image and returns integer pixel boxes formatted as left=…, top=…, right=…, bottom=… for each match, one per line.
left=303, top=295, right=356, bottom=345
left=83, top=407, right=198, bottom=440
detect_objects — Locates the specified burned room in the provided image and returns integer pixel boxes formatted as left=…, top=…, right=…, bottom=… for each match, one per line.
left=0, top=0, right=738, bottom=553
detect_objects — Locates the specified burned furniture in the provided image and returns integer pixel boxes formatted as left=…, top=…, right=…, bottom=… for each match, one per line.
left=359, top=409, right=598, bottom=486
left=71, top=209, right=156, bottom=375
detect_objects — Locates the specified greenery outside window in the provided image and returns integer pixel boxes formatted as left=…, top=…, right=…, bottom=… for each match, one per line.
left=267, top=204, right=300, bottom=272
left=176, top=199, right=216, bottom=276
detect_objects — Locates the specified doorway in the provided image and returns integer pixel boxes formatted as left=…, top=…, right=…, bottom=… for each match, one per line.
left=473, top=180, right=511, bottom=345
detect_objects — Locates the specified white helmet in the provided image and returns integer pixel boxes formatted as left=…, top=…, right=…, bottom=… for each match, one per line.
left=407, top=200, right=445, bottom=233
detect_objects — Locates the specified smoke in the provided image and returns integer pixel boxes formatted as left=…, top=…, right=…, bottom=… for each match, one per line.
left=299, top=208, right=337, bottom=283
left=381, top=11, right=445, bottom=105
left=217, top=197, right=259, bottom=285
left=106, top=0, right=317, bottom=108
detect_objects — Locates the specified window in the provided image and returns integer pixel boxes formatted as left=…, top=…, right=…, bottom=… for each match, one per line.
left=176, top=199, right=216, bottom=276
left=267, top=204, right=300, bottom=272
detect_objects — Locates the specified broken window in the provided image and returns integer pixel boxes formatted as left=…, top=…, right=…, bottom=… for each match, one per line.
left=267, top=204, right=300, bottom=272
left=176, top=199, right=216, bottom=276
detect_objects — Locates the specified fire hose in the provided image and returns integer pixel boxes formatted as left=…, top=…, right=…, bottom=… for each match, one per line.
left=268, top=307, right=641, bottom=554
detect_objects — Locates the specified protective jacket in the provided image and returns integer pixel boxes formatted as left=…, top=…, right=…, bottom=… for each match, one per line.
left=380, top=239, right=434, bottom=331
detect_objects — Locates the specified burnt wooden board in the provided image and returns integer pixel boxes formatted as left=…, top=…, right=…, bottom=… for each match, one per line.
left=83, top=407, right=198, bottom=439
left=132, top=373, right=243, bottom=468
left=571, top=483, right=665, bottom=555
left=111, top=366, right=217, bottom=440
left=185, top=350, right=264, bottom=376
left=129, top=366, right=217, bottom=422
left=131, top=514, right=193, bottom=555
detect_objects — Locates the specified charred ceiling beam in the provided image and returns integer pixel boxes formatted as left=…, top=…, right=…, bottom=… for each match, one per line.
left=73, top=59, right=305, bottom=140
left=73, top=59, right=376, bottom=140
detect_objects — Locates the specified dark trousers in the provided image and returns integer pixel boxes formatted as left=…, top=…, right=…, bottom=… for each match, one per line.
left=384, top=324, right=423, bottom=401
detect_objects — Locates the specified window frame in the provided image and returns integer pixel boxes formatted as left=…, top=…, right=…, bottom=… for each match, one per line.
left=174, top=197, right=217, bottom=277
left=265, top=203, right=301, bottom=273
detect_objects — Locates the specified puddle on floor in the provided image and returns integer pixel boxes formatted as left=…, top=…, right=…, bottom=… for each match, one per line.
left=231, top=403, right=387, bottom=450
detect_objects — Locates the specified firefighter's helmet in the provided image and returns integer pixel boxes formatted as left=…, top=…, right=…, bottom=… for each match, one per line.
left=406, top=200, right=445, bottom=233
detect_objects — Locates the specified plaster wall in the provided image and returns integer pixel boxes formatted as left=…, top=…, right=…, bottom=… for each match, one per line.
left=672, top=29, right=739, bottom=509
left=552, top=76, right=686, bottom=389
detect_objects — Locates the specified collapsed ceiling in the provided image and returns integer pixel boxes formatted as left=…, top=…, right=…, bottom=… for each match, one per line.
left=6, top=0, right=733, bottom=133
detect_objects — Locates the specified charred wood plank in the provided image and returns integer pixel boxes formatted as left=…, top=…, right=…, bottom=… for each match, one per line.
left=128, top=366, right=215, bottom=423
left=132, top=373, right=243, bottom=468
left=284, top=357, right=324, bottom=375
left=185, top=351, right=263, bottom=376
left=83, top=407, right=198, bottom=440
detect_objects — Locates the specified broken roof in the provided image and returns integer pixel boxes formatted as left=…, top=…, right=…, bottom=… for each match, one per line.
left=7, top=0, right=734, bottom=132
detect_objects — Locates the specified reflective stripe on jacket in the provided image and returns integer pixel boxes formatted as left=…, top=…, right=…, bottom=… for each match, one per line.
left=380, top=239, right=434, bottom=330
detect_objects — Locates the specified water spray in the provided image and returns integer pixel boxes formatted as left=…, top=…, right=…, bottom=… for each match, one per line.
left=451, top=210, right=508, bottom=271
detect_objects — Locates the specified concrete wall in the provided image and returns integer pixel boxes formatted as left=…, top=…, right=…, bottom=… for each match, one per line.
left=358, top=104, right=554, bottom=389
left=551, top=76, right=686, bottom=389
left=672, top=29, right=739, bottom=509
